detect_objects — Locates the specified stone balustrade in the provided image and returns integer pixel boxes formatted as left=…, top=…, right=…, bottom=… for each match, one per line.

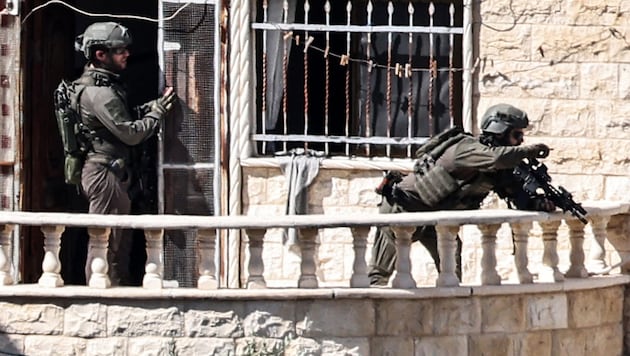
left=0, top=201, right=627, bottom=289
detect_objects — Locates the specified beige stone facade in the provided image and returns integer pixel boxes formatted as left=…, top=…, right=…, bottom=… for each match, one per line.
left=241, top=0, right=630, bottom=287
left=0, top=281, right=625, bottom=355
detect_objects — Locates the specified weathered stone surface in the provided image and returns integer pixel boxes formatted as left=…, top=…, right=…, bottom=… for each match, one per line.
left=320, top=337, right=369, bottom=356
left=583, top=323, right=624, bottom=355
left=106, top=306, right=182, bottom=337
left=469, top=333, right=511, bottom=355
left=568, top=287, right=624, bottom=329
left=0, top=334, right=24, bottom=356
left=175, top=338, right=235, bottom=356
left=64, top=303, right=107, bottom=338
left=479, top=62, right=580, bottom=99
left=370, top=336, right=413, bottom=356
left=526, top=294, right=568, bottom=330
left=481, top=295, right=526, bottom=333
left=235, top=337, right=287, bottom=356
left=85, top=337, right=127, bottom=356
left=0, top=303, right=63, bottom=335
left=580, top=63, right=618, bottom=99
left=284, top=336, right=321, bottom=356
left=480, top=0, right=564, bottom=24
left=24, top=335, right=86, bottom=356
left=296, top=300, right=374, bottom=337
left=414, top=335, right=467, bottom=356
left=512, top=331, right=552, bottom=356
left=478, top=25, right=533, bottom=61
left=184, top=309, right=243, bottom=338
left=127, top=337, right=176, bottom=355
left=242, top=310, right=295, bottom=338
left=432, top=298, right=481, bottom=335
left=375, top=299, right=433, bottom=336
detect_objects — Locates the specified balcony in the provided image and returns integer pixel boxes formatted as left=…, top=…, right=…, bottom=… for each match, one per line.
left=0, top=201, right=628, bottom=355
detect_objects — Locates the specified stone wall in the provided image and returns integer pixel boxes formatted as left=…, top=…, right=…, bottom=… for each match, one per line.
left=0, top=282, right=625, bottom=355
left=476, top=0, right=630, bottom=201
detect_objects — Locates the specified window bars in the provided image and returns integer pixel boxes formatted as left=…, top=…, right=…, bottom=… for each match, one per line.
left=252, top=0, right=464, bottom=158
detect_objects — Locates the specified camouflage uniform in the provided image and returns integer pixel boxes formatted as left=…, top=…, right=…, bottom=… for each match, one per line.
left=74, top=22, right=175, bottom=285
left=369, top=105, right=551, bottom=286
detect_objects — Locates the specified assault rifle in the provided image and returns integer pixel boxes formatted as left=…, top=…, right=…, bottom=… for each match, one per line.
left=512, top=158, right=588, bottom=224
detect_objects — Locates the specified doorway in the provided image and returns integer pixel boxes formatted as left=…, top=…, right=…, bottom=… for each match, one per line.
left=22, top=0, right=159, bottom=284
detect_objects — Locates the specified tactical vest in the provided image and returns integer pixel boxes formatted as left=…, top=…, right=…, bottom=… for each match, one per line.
left=412, top=127, right=471, bottom=207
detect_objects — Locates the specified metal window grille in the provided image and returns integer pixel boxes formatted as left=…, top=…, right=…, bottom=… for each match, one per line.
left=253, top=0, right=464, bottom=158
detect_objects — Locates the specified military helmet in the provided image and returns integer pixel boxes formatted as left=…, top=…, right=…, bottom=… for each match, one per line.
left=75, top=22, right=132, bottom=59
left=480, top=103, right=529, bottom=134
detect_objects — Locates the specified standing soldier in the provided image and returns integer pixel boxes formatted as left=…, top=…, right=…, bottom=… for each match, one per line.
left=73, top=22, right=176, bottom=285
left=369, top=104, right=556, bottom=286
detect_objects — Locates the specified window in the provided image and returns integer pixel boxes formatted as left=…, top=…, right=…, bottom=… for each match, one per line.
left=253, top=0, right=464, bottom=158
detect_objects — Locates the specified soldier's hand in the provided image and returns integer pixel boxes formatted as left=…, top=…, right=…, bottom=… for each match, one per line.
left=151, top=87, right=177, bottom=117
left=527, top=143, right=550, bottom=159
left=532, top=197, right=556, bottom=212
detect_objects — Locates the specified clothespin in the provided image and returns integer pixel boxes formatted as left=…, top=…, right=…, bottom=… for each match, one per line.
left=283, top=31, right=293, bottom=40
left=304, top=36, right=314, bottom=53
left=367, top=59, right=374, bottom=73
left=405, top=63, right=412, bottom=78
left=340, top=54, right=349, bottom=66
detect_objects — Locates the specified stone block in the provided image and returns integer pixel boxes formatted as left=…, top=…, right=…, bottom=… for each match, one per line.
left=321, top=337, right=369, bottom=356
left=86, top=337, right=127, bottom=356
left=375, top=299, right=433, bottom=337
left=0, top=334, right=23, bottom=356
left=480, top=0, right=563, bottom=24
left=566, top=1, right=630, bottom=26
left=284, top=337, right=321, bottom=356
left=235, top=337, right=287, bottom=355
left=370, top=336, right=413, bottom=356
left=583, top=323, right=624, bottom=355
left=319, top=176, right=349, bottom=206
left=243, top=168, right=268, bottom=206
left=511, top=331, right=552, bottom=356
left=620, top=64, right=630, bottom=99
left=128, top=337, right=176, bottom=355
left=175, top=337, right=235, bottom=356
left=469, top=333, right=511, bottom=356
left=24, top=335, right=86, bottom=356
left=481, top=295, right=526, bottom=333
left=296, top=300, right=374, bottom=337
left=0, top=303, right=63, bottom=335
left=106, top=306, right=183, bottom=337
left=526, top=294, right=568, bottom=330
left=479, top=62, right=580, bottom=99
left=432, top=298, right=481, bottom=335
left=243, top=310, right=295, bottom=339
left=184, top=309, right=244, bottom=338
left=478, top=24, right=532, bottom=61
left=414, top=335, right=467, bottom=356
left=580, top=63, right=618, bottom=99
left=552, top=327, right=588, bottom=355
left=64, top=303, right=106, bottom=338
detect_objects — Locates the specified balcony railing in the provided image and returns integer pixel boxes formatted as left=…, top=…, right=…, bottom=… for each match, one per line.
left=0, top=201, right=627, bottom=289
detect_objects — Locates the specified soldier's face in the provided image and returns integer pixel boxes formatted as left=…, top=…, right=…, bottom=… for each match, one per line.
left=95, top=47, right=130, bottom=73
left=508, top=129, right=524, bottom=146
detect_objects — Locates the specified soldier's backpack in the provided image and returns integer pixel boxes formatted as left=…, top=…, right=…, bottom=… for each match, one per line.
left=53, top=80, right=91, bottom=186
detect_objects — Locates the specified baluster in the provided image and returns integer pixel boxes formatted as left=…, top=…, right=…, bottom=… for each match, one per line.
left=587, top=215, right=610, bottom=273
left=511, top=222, right=533, bottom=283
left=86, top=227, right=110, bottom=288
left=565, top=219, right=589, bottom=277
left=143, top=229, right=164, bottom=289
left=0, top=224, right=14, bottom=285
left=39, top=225, right=65, bottom=288
left=298, top=227, right=319, bottom=288
left=390, top=225, right=417, bottom=288
left=246, top=228, right=267, bottom=288
left=539, top=221, right=564, bottom=282
left=435, top=225, right=460, bottom=287
left=478, top=223, right=501, bottom=285
left=350, top=226, right=370, bottom=287
left=197, top=228, right=218, bottom=289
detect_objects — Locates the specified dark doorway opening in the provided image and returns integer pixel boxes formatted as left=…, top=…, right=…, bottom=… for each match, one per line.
left=22, top=0, right=158, bottom=284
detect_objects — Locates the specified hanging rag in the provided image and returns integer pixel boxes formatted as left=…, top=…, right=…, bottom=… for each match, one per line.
left=277, top=148, right=324, bottom=254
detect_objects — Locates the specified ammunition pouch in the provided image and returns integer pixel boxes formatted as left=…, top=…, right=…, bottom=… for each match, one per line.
left=64, top=154, right=84, bottom=186
left=413, top=154, right=459, bottom=207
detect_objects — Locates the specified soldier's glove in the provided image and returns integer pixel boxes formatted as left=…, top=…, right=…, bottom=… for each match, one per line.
left=530, top=196, right=556, bottom=212
left=150, top=88, right=177, bottom=118
left=526, top=143, right=550, bottom=159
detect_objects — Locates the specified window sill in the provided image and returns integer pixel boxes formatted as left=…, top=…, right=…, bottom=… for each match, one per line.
left=241, top=156, right=415, bottom=172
